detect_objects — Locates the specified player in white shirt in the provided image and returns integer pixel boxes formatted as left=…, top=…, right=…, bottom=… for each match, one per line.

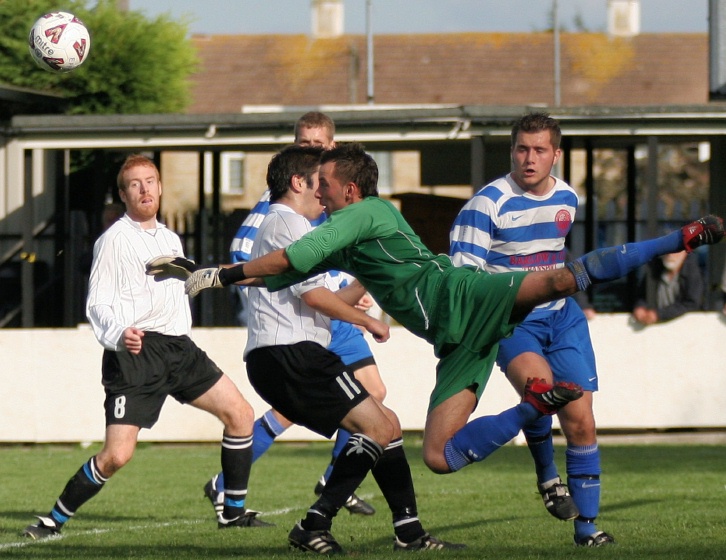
left=211, top=112, right=380, bottom=517
left=24, top=154, right=268, bottom=540
left=244, top=145, right=463, bottom=553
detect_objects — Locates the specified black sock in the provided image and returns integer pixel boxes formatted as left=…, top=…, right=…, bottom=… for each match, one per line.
left=221, top=434, right=253, bottom=520
left=301, top=433, right=382, bottom=531
left=50, top=456, right=107, bottom=526
left=371, top=438, right=426, bottom=543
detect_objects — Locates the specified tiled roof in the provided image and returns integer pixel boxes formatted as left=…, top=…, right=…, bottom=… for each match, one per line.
left=188, top=32, right=708, bottom=113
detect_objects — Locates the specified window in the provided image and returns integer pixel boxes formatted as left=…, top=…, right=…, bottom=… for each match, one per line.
left=221, top=151, right=245, bottom=194
left=369, top=151, right=391, bottom=195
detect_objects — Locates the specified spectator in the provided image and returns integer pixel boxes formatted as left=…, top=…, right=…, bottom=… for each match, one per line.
left=632, top=250, right=704, bottom=325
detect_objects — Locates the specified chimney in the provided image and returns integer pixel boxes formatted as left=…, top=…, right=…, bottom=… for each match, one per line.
left=312, top=0, right=344, bottom=38
left=607, top=0, right=641, bottom=37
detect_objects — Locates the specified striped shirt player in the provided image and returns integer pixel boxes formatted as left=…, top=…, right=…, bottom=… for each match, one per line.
left=218, top=120, right=384, bottom=522
left=450, top=170, right=605, bottom=545
left=450, top=173, right=577, bottom=315
left=450, top=173, right=598, bottom=391
left=230, top=190, right=272, bottom=265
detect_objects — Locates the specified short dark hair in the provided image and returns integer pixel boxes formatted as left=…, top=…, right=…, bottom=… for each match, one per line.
left=319, top=143, right=379, bottom=198
left=294, top=111, right=335, bottom=140
left=511, top=112, right=562, bottom=150
left=266, top=144, right=324, bottom=202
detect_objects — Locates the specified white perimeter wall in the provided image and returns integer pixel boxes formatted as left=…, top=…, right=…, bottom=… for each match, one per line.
left=2, top=313, right=724, bottom=443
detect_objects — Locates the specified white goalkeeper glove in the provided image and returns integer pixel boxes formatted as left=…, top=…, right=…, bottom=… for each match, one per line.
left=146, top=256, right=198, bottom=282
left=185, top=267, right=224, bottom=297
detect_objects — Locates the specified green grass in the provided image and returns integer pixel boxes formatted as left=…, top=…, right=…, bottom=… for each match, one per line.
left=1, top=438, right=725, bottom=559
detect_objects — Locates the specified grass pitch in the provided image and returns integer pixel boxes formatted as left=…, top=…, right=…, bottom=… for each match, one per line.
left=1, top=437, right=725, bottom=559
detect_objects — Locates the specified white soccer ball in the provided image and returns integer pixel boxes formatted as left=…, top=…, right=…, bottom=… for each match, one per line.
left=28, top=12, right=90, bottom=73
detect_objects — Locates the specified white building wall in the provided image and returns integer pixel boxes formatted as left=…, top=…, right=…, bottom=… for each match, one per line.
left=1, top=313, right=724, bottom=443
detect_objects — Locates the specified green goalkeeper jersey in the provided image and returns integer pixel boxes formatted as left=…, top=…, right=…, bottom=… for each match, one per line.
left=265, top=196, right=526, bottom=410
left=264, top=197, right=455, bottom=343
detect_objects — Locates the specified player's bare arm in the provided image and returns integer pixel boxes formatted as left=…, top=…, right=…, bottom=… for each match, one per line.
left=301, top=287, right=390, bottom=343
left=332, top=279, right=368, bottom=307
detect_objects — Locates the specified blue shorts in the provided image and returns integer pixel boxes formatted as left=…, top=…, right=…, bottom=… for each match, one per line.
left=327, top=320, right=375, bottom=369
left=496, top=298, right=598, bottom=391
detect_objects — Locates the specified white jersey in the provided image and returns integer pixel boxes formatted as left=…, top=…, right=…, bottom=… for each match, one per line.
left=449, top=173, right=578, bottom=314
left=244, top=204, right=330, bottom=358
left=86, top=214, right=192, bottom=351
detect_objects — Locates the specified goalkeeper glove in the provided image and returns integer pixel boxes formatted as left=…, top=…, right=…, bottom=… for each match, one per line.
left=146, top=256, right=199, bottom=281
left=184, top=265, right=248, bottom=297
left=185, top=267, right=224, bottom=297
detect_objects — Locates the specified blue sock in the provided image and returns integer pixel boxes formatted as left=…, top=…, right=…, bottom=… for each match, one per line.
left=323, top=429, right=352, bottom=483
left=524, top=415, right=558, bottom=484
left=214, top=409, right=288, bottom=492
left=444, top=404, right=539, bottom=472
left=568, top=231, right=682, bottom=290
left=566, top=443, right=602, bottom=539
left=252, top=409, right=288, bottom=462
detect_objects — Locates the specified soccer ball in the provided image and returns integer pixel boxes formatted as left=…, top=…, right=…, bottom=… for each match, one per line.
left=28, top=12, right=90, bottom=73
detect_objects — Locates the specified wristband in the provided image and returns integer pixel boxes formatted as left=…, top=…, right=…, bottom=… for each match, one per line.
left=565, top=260, right=591, bottom=292
left=218, top=264, right=247, bottom=286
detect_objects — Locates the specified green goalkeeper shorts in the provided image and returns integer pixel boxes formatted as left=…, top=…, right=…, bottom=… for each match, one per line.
left=428, top=269, right=527, bottom=412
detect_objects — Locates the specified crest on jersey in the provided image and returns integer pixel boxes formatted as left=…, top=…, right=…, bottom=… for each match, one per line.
left=555, top=209, right=572, bottom=235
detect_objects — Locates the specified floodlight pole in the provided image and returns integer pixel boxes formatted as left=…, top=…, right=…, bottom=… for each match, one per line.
left=366, top=0, right=374, bottom=104
left=553, top=0, right=561, bottom=106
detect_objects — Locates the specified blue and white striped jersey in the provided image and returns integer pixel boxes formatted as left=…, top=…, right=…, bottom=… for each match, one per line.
left=449, top=173, right=577, bottom=314
left=230, top=190, right=272, bottom=264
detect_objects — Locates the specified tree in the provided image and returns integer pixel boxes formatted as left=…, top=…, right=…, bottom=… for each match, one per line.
left=0, top=0, right=197, bottom=114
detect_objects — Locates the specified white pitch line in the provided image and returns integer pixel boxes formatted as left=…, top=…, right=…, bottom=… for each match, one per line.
left=0, top=518, right=205, bottom=550
left=1, top=492, right=375, bottom=550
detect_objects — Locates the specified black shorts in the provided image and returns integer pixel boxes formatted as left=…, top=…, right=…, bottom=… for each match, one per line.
left=347, top=355, right=376, bottom=372
left=101, top=332, right=223, bottom=428
left=246, top=341, right=369, bottom=438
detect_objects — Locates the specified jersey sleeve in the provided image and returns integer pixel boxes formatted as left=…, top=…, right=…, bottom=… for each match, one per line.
left=449, top=187, right=498, bottom=268
left=263, top=200, right=395, bottom=292
left=85, top=233, right=130, bottom=351
left=285, top=199, right=396, bottom=273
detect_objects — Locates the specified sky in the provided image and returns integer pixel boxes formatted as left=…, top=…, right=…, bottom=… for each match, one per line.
left=126, top=0, right=709, bottom=36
